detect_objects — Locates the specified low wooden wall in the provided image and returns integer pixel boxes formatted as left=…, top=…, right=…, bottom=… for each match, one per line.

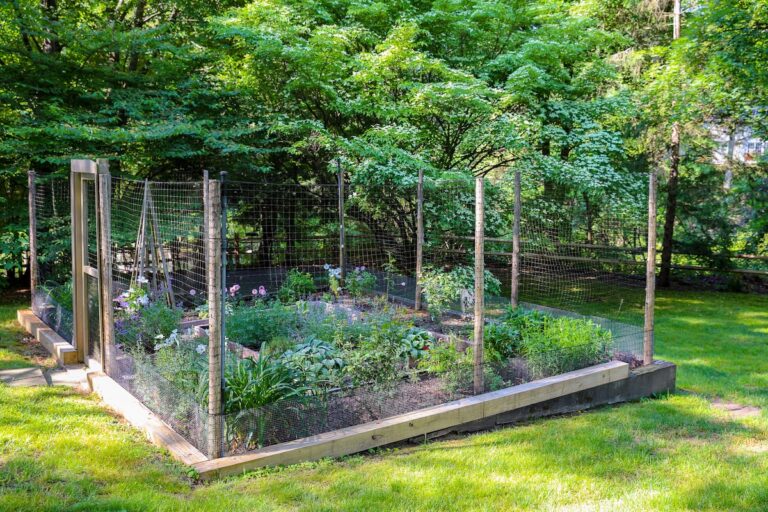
left=194, top=360, right=644, bottom=479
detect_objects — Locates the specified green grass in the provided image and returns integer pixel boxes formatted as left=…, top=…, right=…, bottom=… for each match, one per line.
left=1, top=289, right=767, bottom=511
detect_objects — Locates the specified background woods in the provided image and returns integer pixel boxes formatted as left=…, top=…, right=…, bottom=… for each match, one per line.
left=1, top=0, right=766, bottom=287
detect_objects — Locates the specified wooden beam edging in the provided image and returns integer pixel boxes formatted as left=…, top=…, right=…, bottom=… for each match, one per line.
left=194, top=360, right=629, bottom=479
left=87, top=371, right=208, bottom=466
left=17, top=309, right=77, bottom=366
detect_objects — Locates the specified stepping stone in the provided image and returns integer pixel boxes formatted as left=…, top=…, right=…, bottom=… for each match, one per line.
left=0, top=367, right=48, bottom=387
left=47, top=366, right=88, bottom=389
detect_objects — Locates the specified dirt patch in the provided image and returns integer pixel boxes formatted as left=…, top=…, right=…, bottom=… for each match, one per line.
left=712, top=399, right=762, bottom=419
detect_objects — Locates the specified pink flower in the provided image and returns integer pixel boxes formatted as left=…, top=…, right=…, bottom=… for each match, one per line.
left=189, top=289, right=197, bottom=296
left=229, top=284, right=240, bottom=296
left=252, top=289, right=259, bottom=296
left=258, top=286, right=267, bottom=296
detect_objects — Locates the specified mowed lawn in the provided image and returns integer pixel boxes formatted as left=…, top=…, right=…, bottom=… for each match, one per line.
left=1, top=290, right=766, bottom=511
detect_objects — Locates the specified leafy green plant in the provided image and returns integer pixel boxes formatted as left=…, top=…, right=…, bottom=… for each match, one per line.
left=226, top=301, right=296, bottom=349
left=341, top=320, right=411, bottom=390
left=347, top=267, right=376, bottom=299
left=420, top=266, right=502, bottom=319
left=223, top=354, right=309, bottom=449
left=484, top=307, right=551, bottom=361
left=521, top=316, right=613, bottom=378
left=277, top=269, right=315, bottom=302
left=399, top=328, right=433, bottom=360
left=281, top=337, right=345, bottom=389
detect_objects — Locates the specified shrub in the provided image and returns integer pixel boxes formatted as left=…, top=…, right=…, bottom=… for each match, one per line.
left=277, top=269, right=315, bottom=302
left=420, top=266, right=501, bottom=319
left=521, top=316, right=613, bottom=378
left=226, top=301, right=296, bottom=349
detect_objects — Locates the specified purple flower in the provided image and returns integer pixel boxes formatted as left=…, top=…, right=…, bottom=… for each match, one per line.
left=258, top=286, right=267, bottom=296
left=229, top=284, right=240, bottom=296
left=252, top=288, right=259, bottom=296
left=189, top=289, right=197, bottom=296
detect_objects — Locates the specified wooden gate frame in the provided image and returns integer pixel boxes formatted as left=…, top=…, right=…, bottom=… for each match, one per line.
left=70, top=159, right=113, bottom=368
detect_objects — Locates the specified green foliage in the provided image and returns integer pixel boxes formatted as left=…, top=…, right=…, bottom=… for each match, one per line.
left=522, top=316, right=613, bottom=378
left=153, top=339, right=209, bottom=405
left=420, top=266, right=502, bottom=319
left=226, top=302, right=296, bottom=349
left=223, top=355, right=306, bottom=414
left=398, top=328, right=433, bottom=360
left=277, top=270, right=315, bottom=303
left=115, top=297, right=182, bottom=353
left=341, top=320, right=411, bottom=390
left=346, top=267, right=377, bottom=299
left=280, top=338, right=345, bottom=389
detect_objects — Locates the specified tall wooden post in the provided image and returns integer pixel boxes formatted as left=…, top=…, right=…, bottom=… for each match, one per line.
left=643, top=169, right=658, bottom=366
left=473, top=176, right=485, bottom=394
left=414, top=168, right=425, bottom=310
left=510, top=170, right=521, bottom=308
left=337, top=160, right=346, bottom=284
left=206, top=178, right=223, bottom=458
left=97, top=160, right=114, bottom=373
left=28, top=170, right=38, bottom=298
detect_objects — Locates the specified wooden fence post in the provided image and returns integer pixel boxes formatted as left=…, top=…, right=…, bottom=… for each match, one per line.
left=96, top=159, right=114, bottom=373
left=337, top=160, right=346, bottom=285
left=28, top=170, right=38, bottom=298
left=414, top=168, right=425, bottom=310
left=206, top=178, right=223, bottom=458
left=510, top=170, right=521, bottom=308
left=473, top=175, right=485, bottom=394
left=643, top=169, right=657, bottom=366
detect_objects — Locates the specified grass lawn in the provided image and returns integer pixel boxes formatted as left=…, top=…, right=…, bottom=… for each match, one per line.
left=1, top=289, right=766, bottom=511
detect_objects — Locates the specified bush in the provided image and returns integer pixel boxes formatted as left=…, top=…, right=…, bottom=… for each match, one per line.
left=277, top=269, right=315, bottom=302
left=521, top=316, right=613, bottom=378
left=226, top=301, right=297, bottom=349
left=420, top=265, right=501, bottom=319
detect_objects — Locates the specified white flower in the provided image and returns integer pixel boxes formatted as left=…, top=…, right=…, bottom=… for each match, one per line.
left=323, top=263, right=331, bottom=270
left=189, top=289, right=197, bottom=296
left=137, top=295, right=149, bottom=306
left=136, top=275, right=149, bottom=284
left=401, top=281, right=406, bottom=286
left=195, top=344, right=206, bottom=355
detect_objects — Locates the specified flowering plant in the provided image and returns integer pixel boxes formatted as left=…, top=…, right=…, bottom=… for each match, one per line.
left=323, top=263, right=343, bottom=298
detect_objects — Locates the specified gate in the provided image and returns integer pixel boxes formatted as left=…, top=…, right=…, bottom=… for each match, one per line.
left=70, top=159, right=112, bottom=370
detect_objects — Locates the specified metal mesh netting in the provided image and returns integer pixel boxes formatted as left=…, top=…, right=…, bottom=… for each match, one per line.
left=30, top=169, right=648, bottom=459
left=32, top=174, right=74, bottom=343
left=107, top=177, right=210, bottom=455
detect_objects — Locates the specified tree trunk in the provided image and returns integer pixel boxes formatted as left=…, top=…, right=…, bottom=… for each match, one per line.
left=659, top=123, right=680, bottom=287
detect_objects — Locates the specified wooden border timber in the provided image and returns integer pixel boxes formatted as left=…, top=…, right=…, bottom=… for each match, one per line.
left=87, top=371, right=208, bottom=466
left=17, top=309, right=77, bottom=366
left=194, top=360, right=629, bottom=479
left=17, top=308, right=208, bottom=465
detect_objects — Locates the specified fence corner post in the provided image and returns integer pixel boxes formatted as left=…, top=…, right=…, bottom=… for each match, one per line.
left=206, top=177, right=224, bottom=458
left=473, top=175, right=485, bottom=394
left=414, top=168, right=425, bottom=310
left=510, top=169, right=521, bottom=308
left=28, top=170, right=38, bottom=298
left=96, top=159, right=114, bottom=373
left=643, top=168, right=658, bottom=366
left=337, top=160, right=346, bottom=285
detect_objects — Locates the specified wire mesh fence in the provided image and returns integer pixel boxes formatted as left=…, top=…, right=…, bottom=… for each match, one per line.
left=31, top=174, right=73, bottom=343
left=29, top=166, right=650, bottom=459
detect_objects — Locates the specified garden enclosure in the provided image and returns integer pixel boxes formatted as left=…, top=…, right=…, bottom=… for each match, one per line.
left=28, top=159, right=657, bottom=461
